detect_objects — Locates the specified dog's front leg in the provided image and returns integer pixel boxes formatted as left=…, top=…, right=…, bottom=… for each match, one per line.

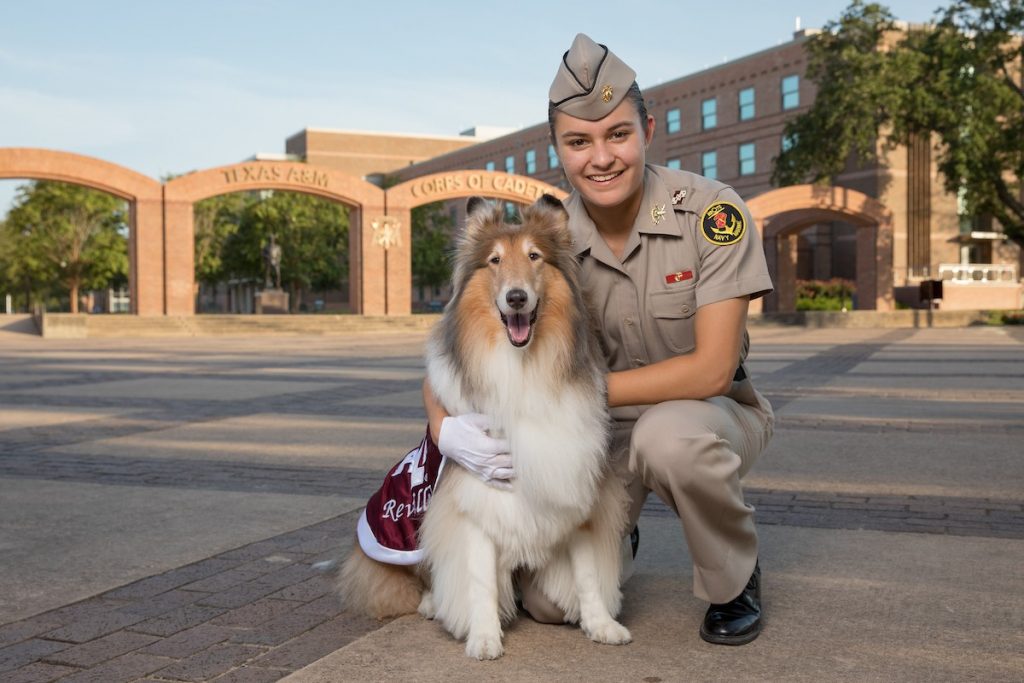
left=463, top=524, right=504, bottom=660
left=569, top=528, right=632, bottom=645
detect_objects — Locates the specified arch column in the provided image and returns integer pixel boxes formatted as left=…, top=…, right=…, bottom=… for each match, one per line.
left=351, top=201, right=406, bottom=316
left=778, top=233, right=802, bottom=311
left=856, top=220, right=894, bottom=310
left=161, top=194, right=196, bottom=315
left=131, top=196, right=167, bottom=315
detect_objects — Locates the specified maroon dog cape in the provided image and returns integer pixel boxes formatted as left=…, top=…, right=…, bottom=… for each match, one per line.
left=357, top=428, right=447, bottom=565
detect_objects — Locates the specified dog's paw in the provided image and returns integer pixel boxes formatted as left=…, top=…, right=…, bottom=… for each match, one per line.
left=465, top=633, right=504, bottom=660
left=583, top=618, right=632, bottom=645
left=417, top=591, right=436, bottom=619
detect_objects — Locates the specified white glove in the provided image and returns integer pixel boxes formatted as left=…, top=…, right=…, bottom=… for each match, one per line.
left=438, top=413, right=513, bottom=489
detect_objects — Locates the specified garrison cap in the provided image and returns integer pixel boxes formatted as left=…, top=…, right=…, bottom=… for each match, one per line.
left=549, top=33, right=636, bottom=120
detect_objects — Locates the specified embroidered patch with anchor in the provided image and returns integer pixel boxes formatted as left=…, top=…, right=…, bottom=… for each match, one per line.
left=701, top=202, right=746, bottom=246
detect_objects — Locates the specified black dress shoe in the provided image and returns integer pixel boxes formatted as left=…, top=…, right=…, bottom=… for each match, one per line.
left=700, top=561, right=762, bottom=645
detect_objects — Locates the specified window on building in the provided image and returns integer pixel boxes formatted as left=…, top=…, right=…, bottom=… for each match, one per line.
left=666, top=108, right=681, bottom=134
left=738, top=87, right=755, bottom=121
left=702, top=98, right=717, bottom=130
left=548, top=144, right=559, bottom=169
left=485, top=161, right=496, bottom=171
left=504, top=202, right=518, bottom=222
left=738, top=143, right=756, bottom=176
left=781, top=75, right=800, bottom=110
left=957, top=186, right=973, bottom=234
left=666, top=158, right=682, bottom=170
left=702, top=151, right=718, bottom=180
left=505, top=155, right=515, bottom=174
left=781, top=133, right=796, bottom=152
left=525, top=149, right=537, bottom=174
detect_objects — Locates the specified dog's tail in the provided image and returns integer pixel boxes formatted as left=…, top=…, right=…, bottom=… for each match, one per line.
left=336, top=541, right=425, bottom=619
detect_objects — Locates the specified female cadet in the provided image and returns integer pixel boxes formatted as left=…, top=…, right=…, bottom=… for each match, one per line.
left=427, top=33, right=775, bottom=646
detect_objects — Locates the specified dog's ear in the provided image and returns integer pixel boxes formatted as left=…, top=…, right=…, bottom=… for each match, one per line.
left=535, top=194, right=567, bottom=216
left=466, top=196, right=491, bottom=218
left=522, top=194, right=570, bottom=244
left=464, top=196, right=503, bottom=241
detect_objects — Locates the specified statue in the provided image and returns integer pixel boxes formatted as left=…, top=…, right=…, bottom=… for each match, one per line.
left=262, top=234, right=283, bottom=290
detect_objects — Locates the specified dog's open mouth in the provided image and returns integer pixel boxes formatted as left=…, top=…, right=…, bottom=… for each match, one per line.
left=499, top=309, right=538, bottom=347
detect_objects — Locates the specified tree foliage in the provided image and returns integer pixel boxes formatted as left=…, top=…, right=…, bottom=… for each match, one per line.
left=0, top=181, right=127, bottom=312
left=193, top=192, right=250, bottom=288
left=773, top=0, right=1024, bottom=241
left=411, top=201, right=453, bottom=301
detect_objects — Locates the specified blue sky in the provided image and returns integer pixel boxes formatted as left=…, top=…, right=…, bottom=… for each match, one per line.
left=1, top=0, right=944, bottom=215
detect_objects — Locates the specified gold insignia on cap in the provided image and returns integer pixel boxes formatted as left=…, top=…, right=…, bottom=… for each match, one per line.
left=651, top=203, right=666, bottom=225
left=701, top=202, right=746, bottom=246
left=601, top=85, right=613, bottom=103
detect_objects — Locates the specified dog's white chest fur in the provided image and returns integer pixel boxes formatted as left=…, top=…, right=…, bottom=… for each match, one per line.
left=426, top=338, right=609, bottom=557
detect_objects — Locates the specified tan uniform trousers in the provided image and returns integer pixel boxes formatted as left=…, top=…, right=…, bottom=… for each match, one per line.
left=521, top=379, right=773, bottom=620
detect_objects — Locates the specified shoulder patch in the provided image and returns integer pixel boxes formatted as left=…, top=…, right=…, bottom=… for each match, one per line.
left=701, top=201, right=746, bottom=246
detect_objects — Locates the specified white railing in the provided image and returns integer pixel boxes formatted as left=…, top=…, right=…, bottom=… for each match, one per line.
left=938, top=263, right=1019, bottom=283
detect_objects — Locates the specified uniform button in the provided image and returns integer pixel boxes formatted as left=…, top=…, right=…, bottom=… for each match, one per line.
left=624, top=317, right=634, bottom=326
left=681, top=305, right=690, bottom=314
left=633, top=358, right=646, bottom=366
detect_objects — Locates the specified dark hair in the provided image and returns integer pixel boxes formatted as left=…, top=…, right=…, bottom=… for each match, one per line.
left=547, top=81, right=649, bottom=144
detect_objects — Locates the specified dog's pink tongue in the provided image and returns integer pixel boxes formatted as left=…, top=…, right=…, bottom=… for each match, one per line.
left=508, top=313, right=531, bottom=344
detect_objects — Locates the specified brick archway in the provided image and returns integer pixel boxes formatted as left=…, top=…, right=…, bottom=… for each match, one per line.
left=747, top=185, right=894, bottom=312
left=163, top=162, right=385, bottom=315
left=0, top=148, right=165, bottom=314
left=0, top=153, right=569, bottom=317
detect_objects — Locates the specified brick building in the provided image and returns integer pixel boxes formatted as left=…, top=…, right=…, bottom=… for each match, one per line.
left=284, top=126, right=513, bottom=183
left=380, top=29, right=1021, bottom=312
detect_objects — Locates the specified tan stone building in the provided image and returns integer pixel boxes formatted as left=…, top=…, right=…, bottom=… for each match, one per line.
left=285, top=127, right=513, bottom=183
left=387, top=30, right=1022, bottom=312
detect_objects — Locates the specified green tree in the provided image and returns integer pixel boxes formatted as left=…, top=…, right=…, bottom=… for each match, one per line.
left=411, top=201, right=454, bottom=303
left=1, top=181, right=128, bottom=312
left=194, top=192, right=253, bottom=290
left=773, top=0, right=1024, bottom=241
left=221, top=191, right=349, bottom=311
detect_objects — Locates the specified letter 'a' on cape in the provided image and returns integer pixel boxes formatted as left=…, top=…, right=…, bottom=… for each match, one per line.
left=357, top=429, right=447, bottom=565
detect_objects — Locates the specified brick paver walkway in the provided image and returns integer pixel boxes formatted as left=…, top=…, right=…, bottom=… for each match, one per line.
left=1, top=325, right=1022, bottom=681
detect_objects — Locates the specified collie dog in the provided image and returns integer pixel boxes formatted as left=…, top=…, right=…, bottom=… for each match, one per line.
left=338, top=194, right=630, bottom=659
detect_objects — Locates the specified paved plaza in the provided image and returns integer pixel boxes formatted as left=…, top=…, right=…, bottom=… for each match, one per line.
left=0, top=319, right=1022, bottom=681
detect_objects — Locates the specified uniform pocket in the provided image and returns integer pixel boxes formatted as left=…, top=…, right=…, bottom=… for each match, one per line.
left=649, top=287, right=698, bottom=354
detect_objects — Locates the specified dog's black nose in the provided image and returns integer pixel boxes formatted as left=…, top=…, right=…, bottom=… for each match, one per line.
left=506, top=289, right=528, bottom=310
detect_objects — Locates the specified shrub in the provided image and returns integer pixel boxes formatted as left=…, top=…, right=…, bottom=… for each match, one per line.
left=795, top=278, right=855, bottom=311
left=987, top=310, right=1024, bottom=325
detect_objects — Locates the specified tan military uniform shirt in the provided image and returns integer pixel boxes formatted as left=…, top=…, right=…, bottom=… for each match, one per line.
left=565, top=165, right=774, bottom=422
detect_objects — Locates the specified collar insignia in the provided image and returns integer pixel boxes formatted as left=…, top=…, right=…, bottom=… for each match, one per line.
left=650, top=203, right=666, bottom=225
left=672, top=189, right=687, bottom=205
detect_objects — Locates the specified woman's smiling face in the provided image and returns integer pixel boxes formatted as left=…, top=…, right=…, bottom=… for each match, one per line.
left=553, top=98, right=654, bottom=214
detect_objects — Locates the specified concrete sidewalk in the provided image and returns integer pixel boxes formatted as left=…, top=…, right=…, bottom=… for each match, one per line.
left=1, top=325, right=1022, bottom=681
left=288, top=519, right=1023, bottom=682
